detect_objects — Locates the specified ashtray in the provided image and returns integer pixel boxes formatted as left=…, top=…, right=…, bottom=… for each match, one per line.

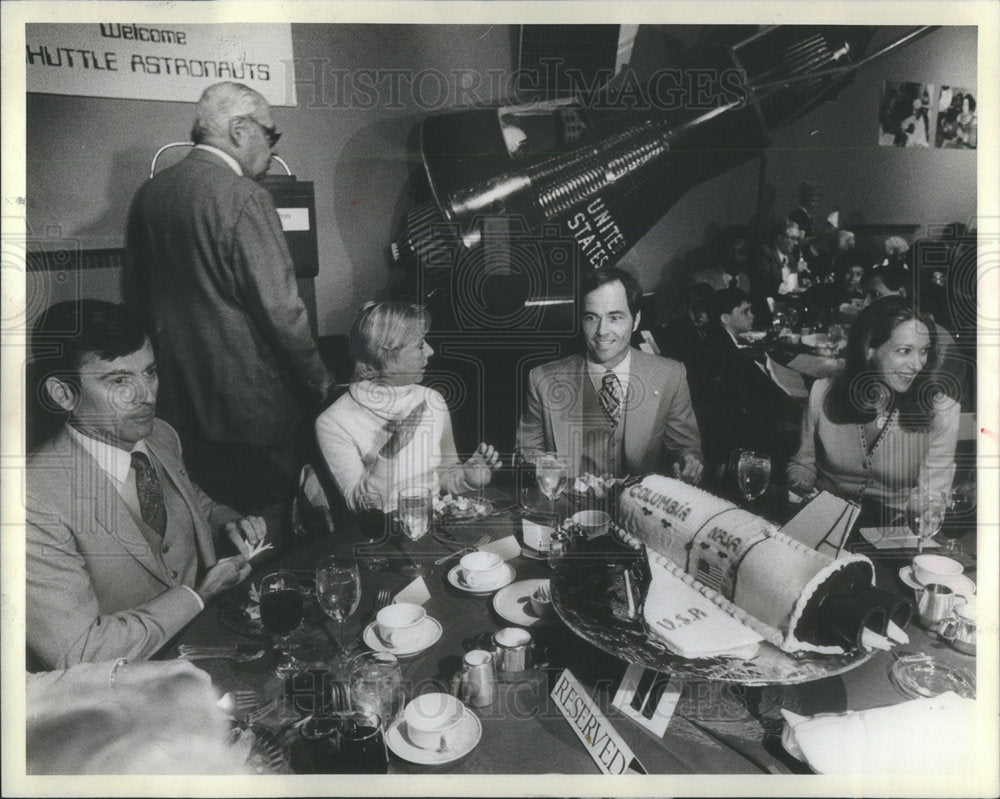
left=889, top=653, right=975, bottom=700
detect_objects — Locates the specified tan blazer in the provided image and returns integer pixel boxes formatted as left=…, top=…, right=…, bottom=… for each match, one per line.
left=516, top=350, right=702, bottom=476
left=26, top=419, right=239, bottom=669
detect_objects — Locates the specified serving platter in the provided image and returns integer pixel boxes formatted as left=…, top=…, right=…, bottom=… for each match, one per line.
left=550, top=537, right=872, bottom=685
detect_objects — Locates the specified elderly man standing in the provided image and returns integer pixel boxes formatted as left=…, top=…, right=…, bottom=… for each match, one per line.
left=517, top=268, right=703, bottom=484
left=26, top=300, right=261, bottom=669
left=126, top=81, right=332, bottom=542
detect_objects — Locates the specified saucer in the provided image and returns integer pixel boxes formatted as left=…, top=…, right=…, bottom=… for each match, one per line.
left=898, top=565, right=976, bottom=598
left=492, top=578, right=559, bottom=627
left=447, top=562, right=516, bottom=595
left=362, top=616, right=442, bottom=657
left=385, top=707, right=482, bottom=765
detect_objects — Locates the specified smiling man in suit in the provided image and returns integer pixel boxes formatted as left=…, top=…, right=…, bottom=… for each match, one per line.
left=517, top=267, right=703, bottom=484
left=26, top=300, right=263, bottom=670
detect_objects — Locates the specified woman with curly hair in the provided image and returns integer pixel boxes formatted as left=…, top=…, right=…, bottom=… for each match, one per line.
left=786, top=296, right=959, bottom=511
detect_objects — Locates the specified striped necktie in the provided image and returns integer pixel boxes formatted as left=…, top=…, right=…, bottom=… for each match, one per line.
left=131, top=451, right=167, bottom=538
left=598, top=370, right=623, bottom=427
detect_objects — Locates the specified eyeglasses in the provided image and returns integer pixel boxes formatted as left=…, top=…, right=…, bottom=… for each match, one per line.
left=240, top=116, right=281, bottom=148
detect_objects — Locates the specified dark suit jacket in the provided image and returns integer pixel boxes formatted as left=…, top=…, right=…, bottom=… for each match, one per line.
left=516, top=350, right=702, bottom=476
left=125, top=148, right=329, bottom=445
left=26, top=420, right=240, bottom=669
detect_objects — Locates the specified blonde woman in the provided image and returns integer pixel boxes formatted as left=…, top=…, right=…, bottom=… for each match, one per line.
left=316, top=301, right=499, bottom=512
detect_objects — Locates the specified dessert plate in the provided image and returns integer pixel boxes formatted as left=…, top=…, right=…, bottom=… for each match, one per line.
left=492, top=578, right=558, bottom=627
left=447, top=563, right=516, bottom=595
left=898, top=565, right=976, bottom=598
left=362, top=616, right=443, bottom=657
left=385, top=708, right=482, bottom=765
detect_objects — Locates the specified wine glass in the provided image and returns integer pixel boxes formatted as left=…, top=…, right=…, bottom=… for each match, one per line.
left=535, top=454, right=568, bottom=515
left=826, top=323, right=846, bottom=353
left=298, top=710, right=388, bottom=774
left=397, top=485, right=432, bottom=578
left=514, top=447, right=548, bottom=513
left=356, top=492, right=389, bottom=571
left=259, top=571, right=305, bottom=678
left=941, top=486, right=974, bottom=558
left=349, top=651, right=406, bottom=727
left=907, top=487, right=947, bottom=554
left=736, top=450, right=771, bottom=504
left=316, top=555, right=362, bottom=668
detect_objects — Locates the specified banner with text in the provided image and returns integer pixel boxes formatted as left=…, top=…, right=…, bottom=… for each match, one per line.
left=26, top=23, right=296, bottom=106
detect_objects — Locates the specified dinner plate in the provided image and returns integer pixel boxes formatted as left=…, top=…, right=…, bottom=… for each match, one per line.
left=433, top=496, right=495, bottom=523
left=362, top=616, right=443, bottom=657
left=800, top=333, right=829, bottom=349
left=385, top=708, right=482, bottom=765
left=898, top=565, right=976, bottom=598
left=492, top=578, right=559, bottom=627
left=447, top=562, right=516, bottom=595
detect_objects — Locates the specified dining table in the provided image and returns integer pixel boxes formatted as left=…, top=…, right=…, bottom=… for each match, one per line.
left=171, top=481, right=979, bottom=776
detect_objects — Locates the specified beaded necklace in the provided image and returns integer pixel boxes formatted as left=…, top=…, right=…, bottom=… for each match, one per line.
left=857, top=408, right=896, bottom=502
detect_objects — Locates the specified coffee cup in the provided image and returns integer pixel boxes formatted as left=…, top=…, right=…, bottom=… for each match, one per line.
left=571, top=509, right=611, bottom=539
left=403, top=692, right=466, bottom=751
left=912, top=554, right=963, bottom=587
left=529, top=581, right=554, bottom=618
left=459, top=551, right=504, bottom=589
left=376, top=602, right=426, bottom=649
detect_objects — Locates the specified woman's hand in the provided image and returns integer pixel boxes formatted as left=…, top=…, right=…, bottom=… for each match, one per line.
left=379, top=400, right=427, bottom=459
left=462, top=442, right=501, bottom=489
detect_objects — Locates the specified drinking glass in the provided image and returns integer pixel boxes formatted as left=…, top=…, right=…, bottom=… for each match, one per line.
left=316, top=555, right=362, bottom=668
left=514, top=447, right=548, bottom=513
left=736, top=450, right=771, bottom=504
left=349, top=651, right=406, bottom=727
left=535, top=454, right=568, bottom=514
left=398, top=486, right=432, bottom=577
left=941, top=486, right=974, bottom=557
left=298, top=711, right=388, bottom=774
left=907, top=487, right=947, bottom=553
left=826, top=323, right=846, bottom=351
left=356, top=491, right=389, bottom=571
left=259, top=571, right=305, bottom=678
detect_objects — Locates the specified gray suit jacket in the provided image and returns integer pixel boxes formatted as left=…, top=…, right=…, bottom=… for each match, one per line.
left=516, top=350, right=702, bottom=476
left=125, top=148, right=329, bottom=445
left=26, top=420, right=240, bottom=669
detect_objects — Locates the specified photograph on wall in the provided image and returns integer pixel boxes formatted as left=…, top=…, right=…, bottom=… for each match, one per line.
left=936, top=85, right=978, bottom=148
left=877, top=80, right=933, bottom=147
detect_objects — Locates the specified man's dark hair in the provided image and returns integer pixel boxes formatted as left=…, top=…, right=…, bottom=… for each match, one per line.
left=579, top=267, right=643, bottom=317
left=31, top=300, right=150, bottom=392
left=709, top=287, right=752, bottom=323
left=714, top=225, right=752, bottom=261
left=683, top=281, right=715, bottom=315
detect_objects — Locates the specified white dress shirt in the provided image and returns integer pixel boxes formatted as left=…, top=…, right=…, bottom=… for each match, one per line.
left=194, top=143, right=242, bottom=176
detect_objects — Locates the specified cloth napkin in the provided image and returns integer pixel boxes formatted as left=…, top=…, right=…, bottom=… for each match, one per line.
left=642, top=558, right=763, bottom=659
left=781, top=691, right=977, bottom=774
left=479, top=535, right=521, bottom=562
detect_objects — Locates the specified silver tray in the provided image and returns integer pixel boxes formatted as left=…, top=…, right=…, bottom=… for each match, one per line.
left=550, top=538, right=871, bottom=685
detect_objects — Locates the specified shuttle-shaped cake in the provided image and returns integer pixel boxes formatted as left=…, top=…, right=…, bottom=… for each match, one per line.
left=618, top=475, right=911, bottom=654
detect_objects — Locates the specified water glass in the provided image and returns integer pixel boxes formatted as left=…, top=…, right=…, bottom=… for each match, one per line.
left=297, top=711, right=388, bottom=774
left=736, top=450, right=771, bottom=503
left=349, top=651, right=406, bottom=726
left=535, top=454, right=568, bottom=515
left=398, top=485, right=432, bottom=577
left=907, top=487, right=947, bottom=553
left=316, top=556, right=362, bottom=667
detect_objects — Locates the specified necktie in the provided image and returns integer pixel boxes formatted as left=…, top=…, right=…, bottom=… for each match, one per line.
left=131, top=451, right=167, bottom=538
left=598, top=371, right=623, bottom=427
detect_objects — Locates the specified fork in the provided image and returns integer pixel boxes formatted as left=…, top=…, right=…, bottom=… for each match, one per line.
left=178, top=644, right=266, bottom=662
left=374, top=588, right=392, bottom=611
left=433, top=534, right=490, bottom=566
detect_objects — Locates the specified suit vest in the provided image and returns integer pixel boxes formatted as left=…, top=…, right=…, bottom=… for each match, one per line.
left=577, top=378, right=627, bottom=478
left=124, top=453, right=201, bottom=588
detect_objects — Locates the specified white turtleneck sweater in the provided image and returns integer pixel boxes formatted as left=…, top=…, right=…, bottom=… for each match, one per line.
left=315, top=380, right=469, bottom=512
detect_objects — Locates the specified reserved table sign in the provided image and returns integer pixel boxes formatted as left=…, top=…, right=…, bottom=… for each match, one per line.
left=551, top=669, right=647, bottom=775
